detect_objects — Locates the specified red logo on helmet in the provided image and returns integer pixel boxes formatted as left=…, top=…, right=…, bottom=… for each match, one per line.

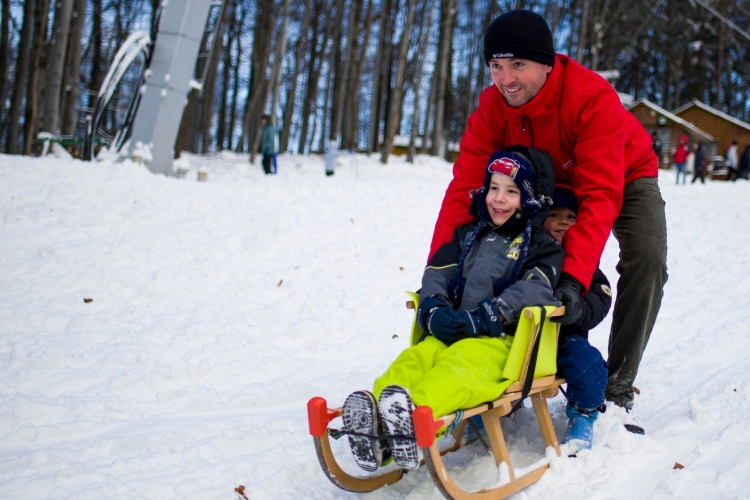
left=488, top=157, right=519, bottom=179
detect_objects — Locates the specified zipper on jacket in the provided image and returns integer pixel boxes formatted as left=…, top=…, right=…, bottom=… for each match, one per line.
left=520, top=115, right=536, bottom=147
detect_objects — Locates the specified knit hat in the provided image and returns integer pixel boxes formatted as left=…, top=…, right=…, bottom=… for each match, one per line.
left=483, top=10, right=555, bottom=67
left=551, top=185, right=577, bottom=213
left=472, top=149, right=542, bottom=224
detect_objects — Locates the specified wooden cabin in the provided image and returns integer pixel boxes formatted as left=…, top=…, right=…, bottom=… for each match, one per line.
left=627, top=98, right=716, bottom=169
left=672, top=100, right=750, bottom=160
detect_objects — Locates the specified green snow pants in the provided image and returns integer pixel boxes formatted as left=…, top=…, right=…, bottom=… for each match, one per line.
left=373, top=335, right=514, bottom=418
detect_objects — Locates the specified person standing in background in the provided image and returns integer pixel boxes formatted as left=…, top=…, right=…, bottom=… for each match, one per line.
left=260, top=115, right=279, bottom=175
left=691, top=143, right=706, bottom=184
left=672, top=135, right=689, bottom=185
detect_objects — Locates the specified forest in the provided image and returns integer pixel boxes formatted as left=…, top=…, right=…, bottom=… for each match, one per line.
left=0, top=0, right=749, bottom=162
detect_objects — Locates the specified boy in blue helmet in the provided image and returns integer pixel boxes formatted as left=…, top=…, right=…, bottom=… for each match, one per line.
left=341, top=147, right=564, bottom=472
left=544, top=185, right=614, bottom=452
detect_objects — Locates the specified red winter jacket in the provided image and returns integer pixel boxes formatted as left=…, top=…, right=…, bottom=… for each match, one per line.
left=429, top=54, right=657, bottom=290
left=673, top=144, right=689, bottom=163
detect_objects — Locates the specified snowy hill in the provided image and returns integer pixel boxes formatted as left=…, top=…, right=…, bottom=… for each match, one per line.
left=2, top=150, right=750, bottom=499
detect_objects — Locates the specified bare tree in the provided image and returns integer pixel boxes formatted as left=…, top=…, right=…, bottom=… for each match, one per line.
left=380, top=0, right=416, bottom=163
left=23, top=0, right=52, bottom=155
left=279, top=0, right=311, bottom=153
left=41, top=0, right=76, bottom=135
left=5, top=0, right=35, bottom=154
left=61, top=0, right=87, bottom=136
left=429, top=0, right=455, bottom=157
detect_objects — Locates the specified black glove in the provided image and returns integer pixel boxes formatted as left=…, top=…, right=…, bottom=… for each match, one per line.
left=417, top=295, right=452, bottom=333
left=553, top=273, right=584, bottom=326
left=427, top=307, right=482, bottom=345
left=474, top=299, right=504, bottom=338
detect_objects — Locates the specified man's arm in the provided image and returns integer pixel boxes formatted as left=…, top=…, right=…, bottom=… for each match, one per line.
left=562, top=87, right=628, bottom=289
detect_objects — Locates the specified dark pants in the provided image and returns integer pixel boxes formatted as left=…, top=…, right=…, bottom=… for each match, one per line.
left=607, top=178, right=668, bottom=409
left=262, top=153, right=273, bottom=175
left=558, top=334, right=608, bottom=413
left=691, top=169, right=705, bottom=184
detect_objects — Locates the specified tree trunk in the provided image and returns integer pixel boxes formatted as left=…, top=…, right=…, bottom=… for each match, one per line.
left=6, top=0, right=33, bottom=154
left=380, top=0, right=415, bottom=164
left=24, top=0, right=52, bottom=155
left=429, top=0, right=454, bottom=157
left=216, top=0, right=236, bottom=150
left=237, top=0, right=278, bottom=157
left=298, top=0, right=333, bottom=155
left=200, top=1, right=229, bottom=153
left=341, top=0, right=373, bottom=150
left=87, top=0, right=103, bottom=111
left=279, top=0, right=311, bottom=153
left=367, top=0, right=393, bottom=153
left=0, top=0, right=10, bottom=148
left=407, top=0, right=436, bottom=163
left=227, top=3, right=247, bottom=151
left=269, top=0, right=292, bottom=130
left=41, top=0, right=76, bottom=135
left=330, top=0, right=359, bottom=143
left=61, top=0, right=87, bottom=136
left=576, top=0, right=590, bottom=64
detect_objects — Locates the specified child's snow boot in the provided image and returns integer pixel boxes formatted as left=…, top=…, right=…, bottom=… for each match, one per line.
left=378, top=385, right=420, bottom=469
left=562, top=403, right=598, bottom=453
left=342, top=390, right=383, bottom=472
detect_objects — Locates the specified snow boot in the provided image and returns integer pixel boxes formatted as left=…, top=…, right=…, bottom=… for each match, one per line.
left=606, top=400, right=645, bottom=435
left=562, top=403, right=598, bottom=453
left=342, top=390, right=383, bottom=472
left=378, top=385, right=420, bottom=469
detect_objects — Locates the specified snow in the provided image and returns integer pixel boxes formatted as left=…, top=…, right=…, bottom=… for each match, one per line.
left=2, top=151, right=750, bottom=499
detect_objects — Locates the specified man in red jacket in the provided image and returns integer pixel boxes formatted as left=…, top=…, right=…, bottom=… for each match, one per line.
left=429, top=10, right=667, bottom=419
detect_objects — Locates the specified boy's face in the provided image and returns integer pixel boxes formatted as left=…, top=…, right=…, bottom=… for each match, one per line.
left=488, top=58, right=552, bottom=107
left=485, top=173, right=522, bottom=226
left=544, top=206, right=576, bottom=243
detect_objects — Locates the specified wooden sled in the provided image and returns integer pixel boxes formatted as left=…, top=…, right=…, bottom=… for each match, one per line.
left=307, top=297, right=565, bottom=499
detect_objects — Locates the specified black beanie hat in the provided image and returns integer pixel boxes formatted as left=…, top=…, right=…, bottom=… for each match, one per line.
left=483, top=10, right=555, bottom=67
left=551, top=184, right=577, bottom=213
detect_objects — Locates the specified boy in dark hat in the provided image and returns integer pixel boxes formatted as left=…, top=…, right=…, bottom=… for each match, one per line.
left=341, top=147, right=563, bottom=472
left=544, top=185, right=615, bottom=452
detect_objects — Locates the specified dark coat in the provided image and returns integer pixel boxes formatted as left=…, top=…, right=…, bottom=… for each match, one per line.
left=559, top=267, right=612, bottom=339
left=421, top=223, right=563, bottom=326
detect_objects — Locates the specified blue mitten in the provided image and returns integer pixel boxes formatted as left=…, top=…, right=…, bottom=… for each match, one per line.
left=427, top=307, right=481, bottom=345
left=474, top=299, right=504, bottom=337
left=417, top=295, right=451, bottom=333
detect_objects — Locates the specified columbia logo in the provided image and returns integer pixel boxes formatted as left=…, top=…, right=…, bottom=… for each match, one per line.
left=492, top=52, right=514, bottom=58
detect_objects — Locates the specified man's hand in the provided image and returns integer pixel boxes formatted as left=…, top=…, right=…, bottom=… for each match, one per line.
left=553, top=274, right=584, bottom=325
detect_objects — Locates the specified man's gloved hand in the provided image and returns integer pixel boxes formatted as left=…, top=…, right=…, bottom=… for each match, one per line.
left=553, top=273, right=584, bottom=325
left=473, top=298, right=504, bottom=337
left=427, top=307, right=481, bottom=345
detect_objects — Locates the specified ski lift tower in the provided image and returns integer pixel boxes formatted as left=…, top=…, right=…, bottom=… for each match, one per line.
left=128, top=0, right=219, bottom=175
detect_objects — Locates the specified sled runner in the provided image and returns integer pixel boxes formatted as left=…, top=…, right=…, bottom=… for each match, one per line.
left=307, top=293, right=565, bottom=499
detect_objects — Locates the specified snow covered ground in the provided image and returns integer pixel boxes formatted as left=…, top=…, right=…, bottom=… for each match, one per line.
left=2, top=149, right=750, bottom=499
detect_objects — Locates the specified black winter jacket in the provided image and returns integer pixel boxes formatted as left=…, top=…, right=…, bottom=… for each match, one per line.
left=559, top=268, right=612, bottom=339
left=420, top=222, right=564, bottom=326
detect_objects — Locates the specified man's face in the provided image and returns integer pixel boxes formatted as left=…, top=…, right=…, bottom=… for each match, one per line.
left=260, top=117, right=268, bottom=126
left=488, top=58, right=552, bottom=107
